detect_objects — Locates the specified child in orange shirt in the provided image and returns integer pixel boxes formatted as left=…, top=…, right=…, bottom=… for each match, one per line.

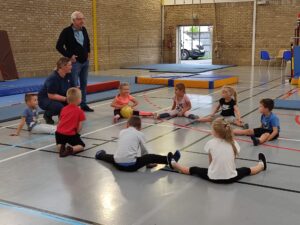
left=111, top=82, right=156, bottom=123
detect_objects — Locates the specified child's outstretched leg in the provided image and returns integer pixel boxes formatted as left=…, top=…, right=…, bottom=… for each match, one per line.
left=251, top=133, right=271, bottom=146
left=136, top=111, right=157, bottom=119
left=233, top=128, right=254, bottom=136
left=184, top=111, right=199, bottom=120
left=233, top=119, right=249, bottom=129
left=31, top=124, right=57, bottom=134
left=113, top=109, right=121, bottom=123
left=197, top=115, right=213, bottom=123
left=95, top=150, right=115, bottom=164
left=250, top=153, right=267, bottom=174
left=157, top=110, right=178, bottom=119
left=136, top=150, right=181, bottom=170
left=171, top=162, right=190, bottom=174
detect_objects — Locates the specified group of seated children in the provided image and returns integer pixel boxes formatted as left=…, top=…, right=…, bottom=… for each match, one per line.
left=12, top=82, right=280, bottom=183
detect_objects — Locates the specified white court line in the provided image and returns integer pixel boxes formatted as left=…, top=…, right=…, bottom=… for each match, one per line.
left=143, top=122, right=211, bottom=133
left=0, top=88, right=167, bottom=131
left=278, top=137, right=300, bottom=142
left=0, top=121, right=128, bottom=164
left=0, top=104, right=172, bottom=164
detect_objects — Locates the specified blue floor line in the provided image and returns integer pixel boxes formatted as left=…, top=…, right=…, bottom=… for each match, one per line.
left=0, top=201, right=88, bottom=225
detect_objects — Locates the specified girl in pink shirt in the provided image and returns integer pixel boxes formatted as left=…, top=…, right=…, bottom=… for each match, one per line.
left=157, top=83, right=198, bottom=120
left=111, top=83, right=156, bottom=123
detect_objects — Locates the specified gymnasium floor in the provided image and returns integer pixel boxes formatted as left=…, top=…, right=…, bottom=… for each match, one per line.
left=1, top=66, right=300, bottom=225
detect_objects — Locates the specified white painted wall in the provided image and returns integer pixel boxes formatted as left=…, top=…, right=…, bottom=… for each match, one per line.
left=163, top=0, right=254, bottom=5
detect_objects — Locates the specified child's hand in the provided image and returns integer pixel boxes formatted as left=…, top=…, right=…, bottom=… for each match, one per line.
left=178, top=112, right=184, bottom=117
left=10, top=133, right=19, bottom=136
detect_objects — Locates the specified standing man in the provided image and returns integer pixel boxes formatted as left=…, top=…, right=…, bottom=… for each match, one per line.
left=56, top=11, right=94, bottom=112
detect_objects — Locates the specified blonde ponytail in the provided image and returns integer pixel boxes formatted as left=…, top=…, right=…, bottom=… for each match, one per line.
left=212, top=118, right=239, bottom=157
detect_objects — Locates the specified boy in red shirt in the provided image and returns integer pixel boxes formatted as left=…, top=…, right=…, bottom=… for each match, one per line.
left=55, top=87, right=86, bottom=157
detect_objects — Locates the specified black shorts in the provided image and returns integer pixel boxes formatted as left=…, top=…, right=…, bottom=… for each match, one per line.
left=189, top=167, right=251, bottom=184
left=55, top=132, right=85, bottom=147
left=253, top=128, right=279, bottom=140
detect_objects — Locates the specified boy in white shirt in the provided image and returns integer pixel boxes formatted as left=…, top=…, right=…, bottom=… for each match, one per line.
left=95, top=116, right=180, bottom=172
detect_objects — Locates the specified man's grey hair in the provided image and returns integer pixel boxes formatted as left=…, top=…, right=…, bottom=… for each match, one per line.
left=71, top=11, right=83, bottom=23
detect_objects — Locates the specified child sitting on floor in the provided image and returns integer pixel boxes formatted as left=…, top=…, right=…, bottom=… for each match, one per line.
left=11, top=93, right=56, bottom=136
left=95, top=116, right=181, bottom=172
left=171, top=118, right=267, bottom=184
left=157, top=83, right=198, bottom=120
left=233, top=98, right=280, bottom=146
left=111, top=82, right=156, bottom=123
left=55, top=88, right=86, bottom=157
left=197, top=86, right=248, bottom=128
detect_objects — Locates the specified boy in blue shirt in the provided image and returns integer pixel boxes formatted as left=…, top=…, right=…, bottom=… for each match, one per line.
left=233, top=98, right=280, bottom=146
left=11, top=93, right=56, bottom=136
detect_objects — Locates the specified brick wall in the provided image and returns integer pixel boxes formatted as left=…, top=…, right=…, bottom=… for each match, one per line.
left=96, top=0, right=162, bottom=70
left=163, top=2, right=254, bottom=65
left=0, top=0, right=93, bottom=77
left=255, top=1, right=300, bottom=65
left=164, top=1, right=300, bottom=66
left=0, top=0, right=162, bottom=77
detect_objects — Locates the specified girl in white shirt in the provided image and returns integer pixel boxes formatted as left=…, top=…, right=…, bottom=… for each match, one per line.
left=171, top=118, right=267, bottom=184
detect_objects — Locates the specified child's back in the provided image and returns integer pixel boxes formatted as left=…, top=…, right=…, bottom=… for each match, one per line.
left=205, top=137, right=240, bottom=180
left=114, top=127, right=148, bottom=164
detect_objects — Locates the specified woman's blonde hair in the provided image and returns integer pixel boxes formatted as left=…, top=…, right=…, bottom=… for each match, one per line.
left=56, top=57, right=71, bottom=70
left=67, top=87, right=82, bottom=104
left=223, top=86, right=237, bottom=102
left=212, top=118, right=238, bottom=157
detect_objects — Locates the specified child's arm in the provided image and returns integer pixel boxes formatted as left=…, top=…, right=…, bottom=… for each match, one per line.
left=77, top=121, right=83, bottom=133
left=110, top=98, right=126, bottom=109
left=48, top=93, right=67, bottom=102
left=210, top=103, right=221, bottom=116
left=233, top=105, right=242, bottom=122
left=130, top=97, right=138, bottom=108
left=171, top=100, right=176, bottom=110
left=208, top=153, right=212, bottom=165
left=11, top=118, right=26, bottom=136
left=181, top=101, right=192, bottom=115
left=267, top=127, right=279, bottom=141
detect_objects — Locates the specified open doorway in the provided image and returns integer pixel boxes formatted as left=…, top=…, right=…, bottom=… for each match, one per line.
left=177, top=25, right=213, bottom=65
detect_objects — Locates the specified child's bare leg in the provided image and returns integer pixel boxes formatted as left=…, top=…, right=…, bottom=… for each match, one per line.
left=172, top=162, right=190, bottom=175
left=250, top=162, right=265, bottom=175
left=233, top=129, right=254, bottom=136
left=258, top=133, right=270, bottom=144
left=72, top=145, right=84, bottom=153
left=197, top=116, right=212, bottom=123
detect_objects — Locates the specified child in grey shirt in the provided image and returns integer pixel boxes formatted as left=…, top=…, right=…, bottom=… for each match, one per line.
left=95, top=116, right=180, bottom=172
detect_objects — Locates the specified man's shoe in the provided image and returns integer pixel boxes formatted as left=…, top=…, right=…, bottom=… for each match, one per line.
left=81, top=105, right=94, bottom=112
left=43, top=113, right=54, bottom=125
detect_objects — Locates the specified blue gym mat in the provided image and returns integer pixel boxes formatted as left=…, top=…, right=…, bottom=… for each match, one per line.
left=0, top=76, right=163, bottom=122
left=274, top=99, right=300, bottom=110
left=122, top=64, right=235, bottom=73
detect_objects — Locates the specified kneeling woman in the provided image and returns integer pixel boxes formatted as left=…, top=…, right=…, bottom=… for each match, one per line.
left=38, top=57, right=72, bottom=124
left=172, top=118, right=267, bottom=184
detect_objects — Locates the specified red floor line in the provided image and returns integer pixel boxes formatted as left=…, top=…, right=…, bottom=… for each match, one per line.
left=144, top=90, right=300, bottom=153
left=157, top=119, right=300, bottom=153
left=295, top=115, right=300, bottom=126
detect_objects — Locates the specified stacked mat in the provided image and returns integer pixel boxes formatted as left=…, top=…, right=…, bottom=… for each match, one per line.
left=136, top=74, right=238, bottom=89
